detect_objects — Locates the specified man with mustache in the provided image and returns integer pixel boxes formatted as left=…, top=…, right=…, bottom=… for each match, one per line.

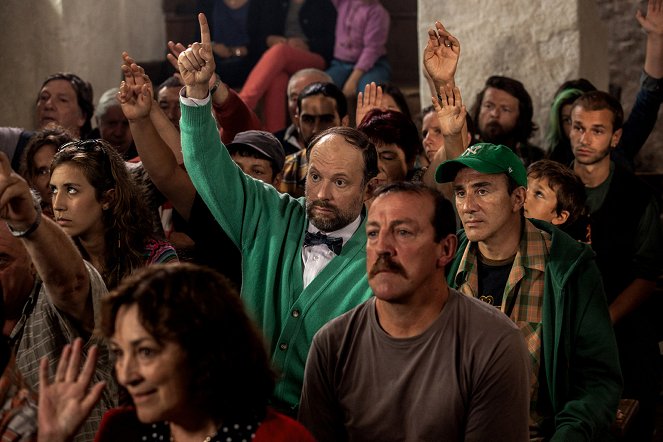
left=471, top=76, right=544, bottom=166
left=177, top=13, right=377, bottom=416
left=299, top=182, right=530, bottom=441
left=436, top=143, right=622, bottom=440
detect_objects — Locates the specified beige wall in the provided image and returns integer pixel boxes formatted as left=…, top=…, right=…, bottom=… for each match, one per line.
left=0, top=0, right=165, bottom=130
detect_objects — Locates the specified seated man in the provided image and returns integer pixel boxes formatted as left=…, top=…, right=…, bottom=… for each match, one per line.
left=0, top=152, right=115, bottom=441
left=435, top=143, right=622, bottom=440
left=92, top=87, right=136, bottom=160
left=279, top=81, right=350, bottom=197
left=176, top=13, right=378, bottom=414
left=299, top=182, right=530, bottom=441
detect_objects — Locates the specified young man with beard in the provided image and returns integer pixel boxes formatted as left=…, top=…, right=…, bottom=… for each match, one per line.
left=176, top=13, right=378, bottom=415
left=436, top=143, right=622, bottom=440
left=570, top=90, right=663, bottom=440
left=299, top=182, right=530, bottom=441
left=471, top=76, right=544, bottom=166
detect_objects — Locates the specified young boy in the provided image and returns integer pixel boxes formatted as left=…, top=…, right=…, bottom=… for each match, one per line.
left=525, top=159, right=590, bottom=241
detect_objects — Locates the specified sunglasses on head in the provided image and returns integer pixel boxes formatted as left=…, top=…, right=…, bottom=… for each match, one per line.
left=57, top=139, right=107, bottom=152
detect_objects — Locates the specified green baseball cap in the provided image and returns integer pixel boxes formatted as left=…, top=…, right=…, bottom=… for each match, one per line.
left=434, top=143, right=527, bottom=187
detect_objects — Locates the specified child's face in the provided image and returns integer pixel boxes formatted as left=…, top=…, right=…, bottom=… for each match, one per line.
left=525, top=176, right=564, bottom=225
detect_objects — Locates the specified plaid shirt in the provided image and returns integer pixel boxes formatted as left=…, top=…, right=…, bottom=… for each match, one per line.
left=278, top=150, right=308, bottom=198
left=453, top=219, right=551, bottom=425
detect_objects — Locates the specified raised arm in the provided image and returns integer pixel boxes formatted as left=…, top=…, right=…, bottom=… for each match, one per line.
left=179, top=14, right=216, bottom=100
left=423, top=21, right=460, bottom=94
left=0, top=153, right=93, bottom=329
left=423, top=85, right=467, bottom=197
left=119, top=55, right=197, bottom=220
left=616, top=0, right=663, bottom=164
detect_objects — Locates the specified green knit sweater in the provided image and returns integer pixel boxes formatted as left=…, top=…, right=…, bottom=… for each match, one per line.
left=181, top=101, right=372, bottom=409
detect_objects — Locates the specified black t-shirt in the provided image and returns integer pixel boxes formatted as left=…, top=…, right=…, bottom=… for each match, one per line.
left=476, top=254, right=514, bottom=308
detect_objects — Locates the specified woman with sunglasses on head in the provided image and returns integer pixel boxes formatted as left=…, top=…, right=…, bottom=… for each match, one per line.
left=49, top=139, right=177, bottom=289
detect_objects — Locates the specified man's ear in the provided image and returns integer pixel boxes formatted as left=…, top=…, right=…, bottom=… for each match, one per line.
left=511, top=186, right=526, bottom=212
left=341, top=115, right=350, bottom=127
left=610, top=128, right=623, bottom=149
left=437, top=233, right=458, bottom=268
left=362, top=176, right=380, bottom=202
left=551, top=210, right=570, bottom=226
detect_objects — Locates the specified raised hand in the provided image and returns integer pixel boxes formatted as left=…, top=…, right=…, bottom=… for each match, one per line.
left=38, top=339, right=106, bottom=442
left=178, top=13, right=215, bottom=98
left=636, top=0, right=663, bottom=35
left=356, top=82, right=383, bottom=126
left=423, top=21, right=460, bottom=88
left=432, top=85, right=466, bottom=136
left=118, top=52, right=153, bottom=121
left=0, top=152, right=38, bottom=232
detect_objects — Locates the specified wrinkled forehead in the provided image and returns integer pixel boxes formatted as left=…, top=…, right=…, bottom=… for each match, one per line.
left=309, top=134, right=364, bottom=173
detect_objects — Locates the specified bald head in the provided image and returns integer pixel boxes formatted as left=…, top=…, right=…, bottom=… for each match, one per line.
left=287, top=69, right=333, bottom=124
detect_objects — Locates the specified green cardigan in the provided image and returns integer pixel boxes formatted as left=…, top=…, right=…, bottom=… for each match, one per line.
left=181, top=101, right=372, bottom=409
left=447, top=219, right=622, bottom=441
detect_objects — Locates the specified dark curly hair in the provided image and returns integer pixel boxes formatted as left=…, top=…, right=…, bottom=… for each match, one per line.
left=100, top=263, right=275, bottom=422
left=21, top=127, right=74, bottom=183
left=357, top=109, right=422, bottom=167
left=51, top=139, right=155, bottom=289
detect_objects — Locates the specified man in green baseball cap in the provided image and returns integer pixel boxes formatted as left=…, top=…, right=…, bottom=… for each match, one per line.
left=436, top=142, right=621, bottom=440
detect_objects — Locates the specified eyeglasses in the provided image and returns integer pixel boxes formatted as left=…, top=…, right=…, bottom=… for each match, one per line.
left=57, top=139, right=105, bottom=152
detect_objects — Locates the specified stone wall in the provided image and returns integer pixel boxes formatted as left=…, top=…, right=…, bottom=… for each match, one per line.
left=418, top=0, right=663, bottom=172
left=0, top=0, right=165, bottom=131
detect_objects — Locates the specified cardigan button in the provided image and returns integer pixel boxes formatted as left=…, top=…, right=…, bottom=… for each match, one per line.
left=279, top=343, right=288, bottom=351
left=292, top=309, right=300, bottom=318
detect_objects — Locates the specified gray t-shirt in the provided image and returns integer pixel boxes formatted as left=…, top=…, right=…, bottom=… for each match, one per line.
left=11, top=261, right=117, bottom=442
left=299, top=289, right=530, bottom=442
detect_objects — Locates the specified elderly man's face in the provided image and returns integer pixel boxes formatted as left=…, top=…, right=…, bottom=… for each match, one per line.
left=305, top=134, right=366, bottom=232
left=0, top=226, right=36, bottom=319
left=36, top=79, right=86, bottom=137
left=98, top=106, right=133, bottom=157
left=287, top=73, right=331, bottom=124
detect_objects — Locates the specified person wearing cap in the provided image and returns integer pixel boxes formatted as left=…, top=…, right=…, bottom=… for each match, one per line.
left=176, top=14, right=378, bottom=415
left=436, top=142, right=622, bottom=440
left=92, top=87, right=136, bottom=160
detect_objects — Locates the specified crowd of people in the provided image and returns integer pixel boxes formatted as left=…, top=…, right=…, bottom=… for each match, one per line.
left=0, top=0, right=662, bottom=440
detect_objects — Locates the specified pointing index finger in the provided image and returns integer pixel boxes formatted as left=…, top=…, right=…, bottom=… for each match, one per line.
left=198, top=13, right=211, bottom=45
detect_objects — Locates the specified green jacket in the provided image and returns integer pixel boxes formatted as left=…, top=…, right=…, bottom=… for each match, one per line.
left=181, top=101, right=372, bottom=410
left=447, top=219, right=622, bottom=441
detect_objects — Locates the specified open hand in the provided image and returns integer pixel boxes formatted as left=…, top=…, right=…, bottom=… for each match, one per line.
left=38, top=338, right=106, bottom=442
left=432, top=85, right=466, bottom=136
left=423, top=21, right=460, bottom=87
left=356, top=82, right=383, bottom=126
left=636, top=0, right=663, bottom=35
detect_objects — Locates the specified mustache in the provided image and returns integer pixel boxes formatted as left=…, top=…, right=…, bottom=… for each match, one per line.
left=309, top=200, right=338, bottom=211
left=369, top=255, right=406, bottom=277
